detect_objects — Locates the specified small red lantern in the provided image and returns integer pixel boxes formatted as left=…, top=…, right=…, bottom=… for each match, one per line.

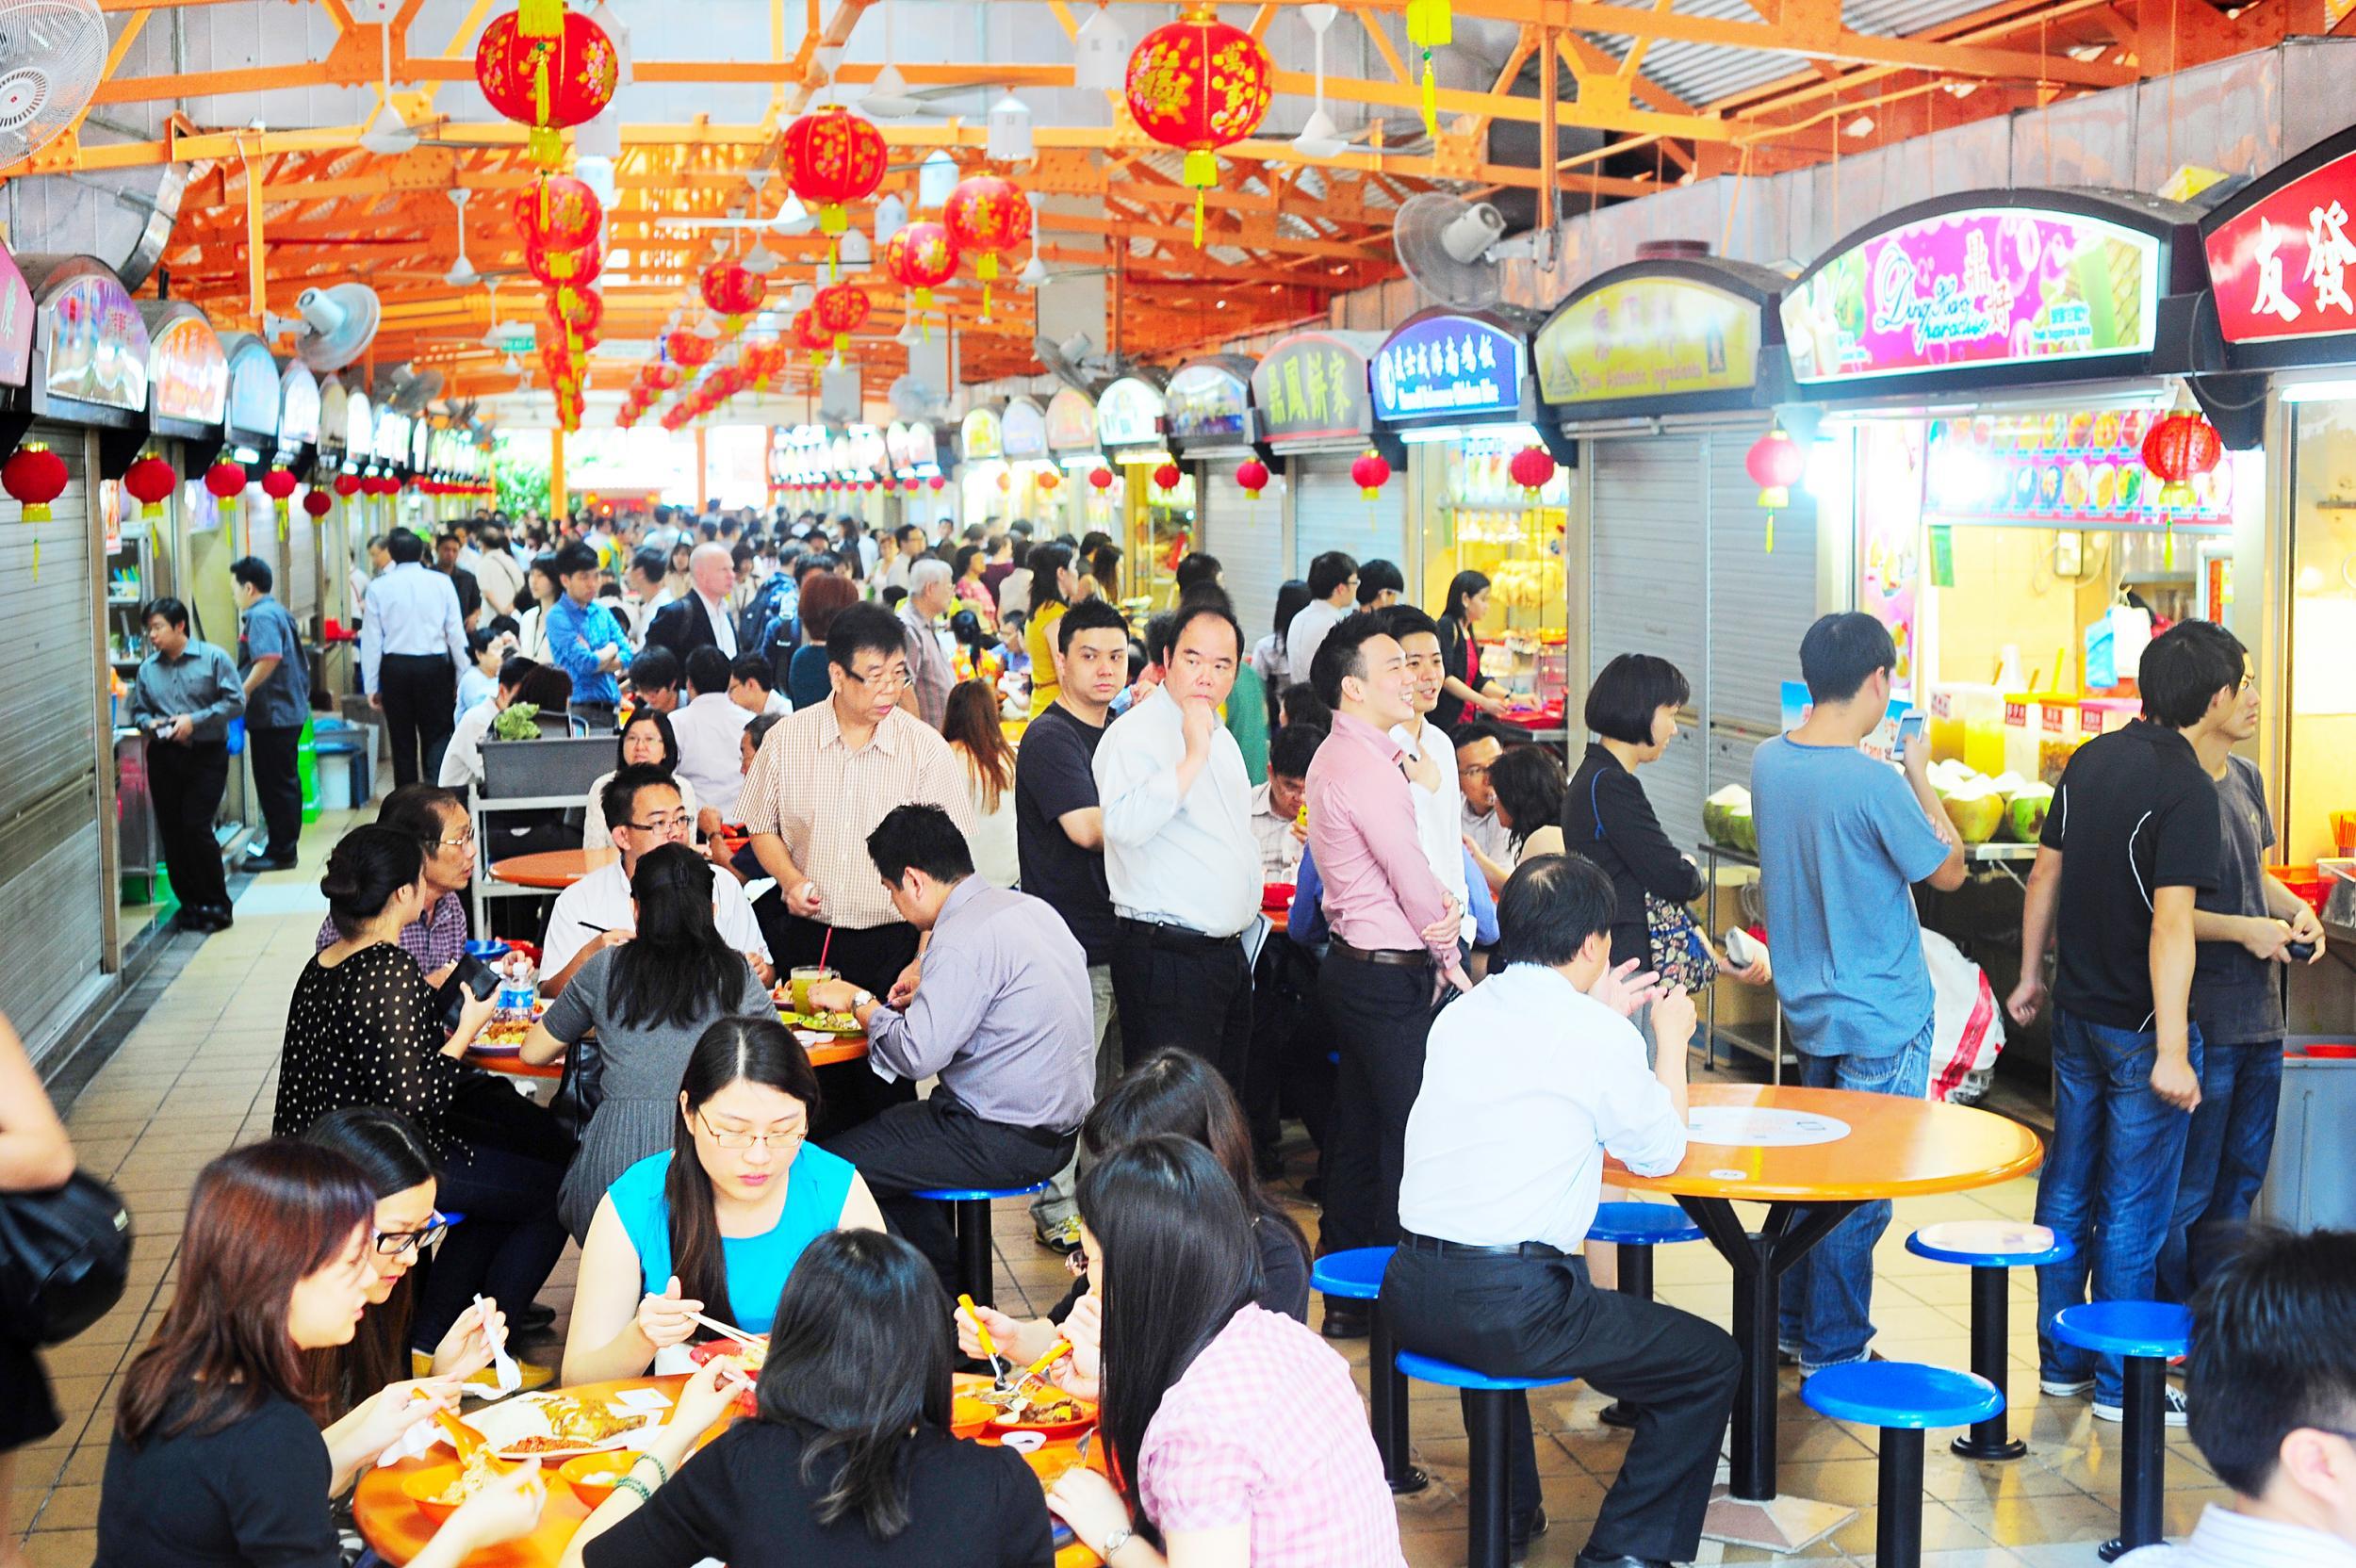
left=1088, top=466, right=1114, bottom=492
left=1350, top=450, right=1390, bottom=499
left=2141, top=410, right=2223, bottom=498
left=473, top=8, right=619, bottom=169
left=792, top=308, right=832, bottom=366
left=1235, top=458, right=1269, bottom=498
left=1508, top=446, right=1557, bottom=497
left=995, top=473, right=1011, bottom=494
left=943, top=174, right=1032, bottom=313
left=1037, top=468, right=1061, bottom=492
left=2, top=442, right=68, bottom=522
left=123, top=454, right=177, bottom=517
left=334, top=472, right=363, bottom=498
left=546, top=285, right=604, bottom=338
left=1153, top=462, right=1183, bottom=494
left=205, top=459, right=248, bottom=500
left=1744, top=425, right=1805, bottom=551
left=1125, top=8, right=1275, bottom=245
left=667, top=331, right=717, bottom=368
left=701, top=262, right=766, bottom=319
left=780, top=106, right=888, bottom=236
left=881, top=220, right=959, bottom=314
left=515, top=174, right=602, bottom=253
left=812, top=282, right=871, bottom=353
left=303, top=490, right=334, bottom=518
left=929, top=475, right=948, bottom=492
left=260, top=467, right=299, bottom=501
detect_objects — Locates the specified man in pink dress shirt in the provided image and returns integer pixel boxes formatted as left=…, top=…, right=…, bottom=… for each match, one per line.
left=1304, top=612, right=1469, bottom=1333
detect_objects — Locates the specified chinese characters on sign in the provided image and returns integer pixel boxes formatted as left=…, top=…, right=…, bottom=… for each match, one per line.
left=1001, top=398, right=1048, bottom=460
left=2203, top=141, right=2356, bottom=345
left=1044, top=387, right=1098, bottom=451
left=1535, top=276, right=1759, bottom=404
left=41, top=272, right=151, bottom=413
left=1371, top=314, right=1523, bottom=423
left=1251, top=334, right=1373, bottom=444
left=148, top=316, right=229, bottom=426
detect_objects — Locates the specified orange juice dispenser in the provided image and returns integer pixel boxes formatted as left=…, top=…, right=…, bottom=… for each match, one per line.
left=1931, top=683, right=2005, bottom=775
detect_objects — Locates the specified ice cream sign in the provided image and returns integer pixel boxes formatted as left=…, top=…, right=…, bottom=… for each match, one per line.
left=1782, top=206, right=2159, bottom=384
left=1372, top=312, right=1524, bottom=424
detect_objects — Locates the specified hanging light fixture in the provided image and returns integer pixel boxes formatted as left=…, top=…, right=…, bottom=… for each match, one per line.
left=863, top=8, right=922, bottom=119
left=917, top=150, right=959, bottom=211
left=838, top=227, right=874, bottom=271
left=742, top=241, right=784, bottom=276
left=479, top=278, right=507, bottom=350
left=874, top=193, right=909, bottom=247
left=988, top=90, right=1035, bottom=161
left=1293, top=5, right=1349, bottom=159
left=1072, top=5, right=1131, bottom=90
left=444, top=188, right=478, bottom=286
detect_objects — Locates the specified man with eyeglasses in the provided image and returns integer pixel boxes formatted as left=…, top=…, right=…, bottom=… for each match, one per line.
left=312, top=785, right=475, bottom=986
left=539, top=764, right=773, bottom=997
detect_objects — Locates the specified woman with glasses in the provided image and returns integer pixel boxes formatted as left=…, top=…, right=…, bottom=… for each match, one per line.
left=562, top=1017, right=884, bottom=1385
left=311, top=785, right=478, bottom=988
left=584, top=710, right=701, bottom=851
left=524, top=844, right=780, bottom=1241
left=277, top=825, right=572, bottom=1356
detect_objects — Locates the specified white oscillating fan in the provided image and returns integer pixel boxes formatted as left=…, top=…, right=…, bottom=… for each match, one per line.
left=294, top=283, right=384, bottom=373
left=0, top=0, right=106, bottom=168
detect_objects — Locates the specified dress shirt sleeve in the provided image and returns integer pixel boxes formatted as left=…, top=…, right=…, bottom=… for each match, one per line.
left=1336, top=761, right=1458, bottom=962
left=1093, top=719, right=1183, bottom=850
left=195, top=647, right=247, bottom=727
left=540, top=890, right=598, bottom=981
left=1589, top=1024, right=1685, bottom=1177
left=545, top=602, right=598, bottom=686
left=711, top=868, right=771, bottom=960
left=359, top=581, right=384, bottom=694
left=864, top=931, right=989, bottom=1082
left=437, top=575, right=469, bottom=665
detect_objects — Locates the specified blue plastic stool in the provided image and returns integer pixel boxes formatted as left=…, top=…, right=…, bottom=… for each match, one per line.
left=1906, top=1220, right=2075, bottom=1460
left=910, top=1182, right=1052, bottom=1308
left=2053, top=1301, right=2192, bottom=1560
left=1804, top=1362, right=2004, bottom=1568
left=1587, top=1201, right=1707, bottom=1429
left=1397, top=1350, right=1578, bottom=1568
left=1311, top=1248, right=1423, bottom=1495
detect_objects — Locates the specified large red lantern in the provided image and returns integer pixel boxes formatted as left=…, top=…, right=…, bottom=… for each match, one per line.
left=123, top=454, right=177, bottom=518
left=1745, top=426, right=1806, bottom=552
left=1508, top=446, right=1558, bottom=497
left=2, top=442, right=68, bottom=522
left=526, top=237, right=602, bottom=287
left=260, top=467, right=298, bottom=501
left=515, top=174, right=601, bottom=252
left=701, top=262, right=765, bottom=319
left=1125, top=8, right=1274, bottom=245
left=334, top=472, right=363, bottom=498
left=205, top=459, right=248, bottom=500
left=2141, top=410, right=2223, bottom=497
left=1235, top=458, right=1268, bottom=498
left=303, top=490, right=334, bottom=518
left=881, top=220, right=959, bottom=313
left=667, top=330, right=716, bottom=368
left=1088, top=466, right=1115, bottom=492
left=546, top=284, right=604, bottom=337
left=1350, top=450, right=1390, bottom=499
left=780, top=106, right=888, bottom=236
left=812, top=282, right=871, bottom=353
left=473, top=8, right=619, bottom=169
left=942, top=175, right=1032, bottom=312
left=1153, top=462, right=1183, bottom=494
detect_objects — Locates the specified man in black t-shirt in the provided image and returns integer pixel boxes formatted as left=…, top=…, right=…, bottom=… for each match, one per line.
left=1013, top=597, right=1134, bottom=1252
left=2009, top=619, right=2240, bottom=1425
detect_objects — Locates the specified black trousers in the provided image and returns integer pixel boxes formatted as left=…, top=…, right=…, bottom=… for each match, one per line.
left=246, top=723, right=303, bottom=857
left=148, top=738, right=231, bottom=914
left=1385, top=1246, right=1740, bottom=1562
left=1248, top=931, right=1333, bottom=1166
left=823, top=1093, right=1076, bottom=1296
left=1108, top=920, right=1252, bottom=1099
left=379, top=653, right=457, bottom=786
left=770, top=913, right=922, bottom=1135
left=1317, top=952, right=1437, bottom=1254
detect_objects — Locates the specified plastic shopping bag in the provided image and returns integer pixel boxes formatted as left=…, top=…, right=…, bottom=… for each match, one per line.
left=1922, top=927, right=2004, bottom=1103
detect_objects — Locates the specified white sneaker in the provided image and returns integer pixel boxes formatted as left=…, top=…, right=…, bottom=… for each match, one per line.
left=2092, top=1385, right=2189, bottom=1427
left=2040, top=1376, right=2096, bottom=1397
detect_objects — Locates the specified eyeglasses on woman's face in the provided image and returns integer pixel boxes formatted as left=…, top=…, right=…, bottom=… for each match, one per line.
left=372, top=1211, right=450, bottom=1255
left=695, top=1112, right=808, bottom=1151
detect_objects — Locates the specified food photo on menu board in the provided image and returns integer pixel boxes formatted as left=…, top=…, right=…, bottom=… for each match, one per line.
left=1922, top=410, right=2233, bottom=531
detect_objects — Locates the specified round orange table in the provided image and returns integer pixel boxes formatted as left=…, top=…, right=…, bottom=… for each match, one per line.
left=1607, top=1084, right=2042, bottom=1549
left=464, top=1050, right=563, bottom=1080
left=352, top=1374, right=1102, bottom=1567
left=488, top=849, right=618, bottom=890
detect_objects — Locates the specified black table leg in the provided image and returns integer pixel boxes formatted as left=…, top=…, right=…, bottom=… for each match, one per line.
left=1367, top=1301, right=1429, bottom=1494
left=1953, top=1264, right=2025, bottom=1461
left=1598, top=1243, right=1653, bottom=1429
left=2101, top=1352, right=2167, bottom=1561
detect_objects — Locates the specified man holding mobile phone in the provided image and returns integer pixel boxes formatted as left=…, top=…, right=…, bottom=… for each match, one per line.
left=128, top=598, right=246, bottom=935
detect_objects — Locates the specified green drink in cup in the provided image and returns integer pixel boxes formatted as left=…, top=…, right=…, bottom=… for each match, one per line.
left=789, top=966, right=838, bottom=1014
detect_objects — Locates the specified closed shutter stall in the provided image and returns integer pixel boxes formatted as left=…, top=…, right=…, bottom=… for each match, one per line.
left=1291, top=453, right=1404, bottom=578
left=0, top=424, right=107, bottom=1063
left=1589, top=434, right=1710, bottom=852
left=1198, top=469, right=1285, bottom=641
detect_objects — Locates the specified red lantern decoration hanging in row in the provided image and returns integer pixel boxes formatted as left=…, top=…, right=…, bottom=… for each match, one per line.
left=1235, top=458, right=1269, bottom=498
left=261, top=466, right=299, bottom=538
left=782, top=106, right=887, bottom=273
left=473, top=7, right=619, bottom=170
left=527, top=236, right=601, bottom=287
left=812, top=281, right=870, bottom=356
left=1508, top=446, right=1557, bottom=498
left=1088, top=466, right=1115, bottom=492
left=1153, top=462, right=1183, bottom=495
left=335, top=473, right=364, bottom=498
left=205, top=458, right=249, bottom=501
left=303, top=490, right=334, bottom=519
left=792, top=307, right=831, bottom=367
left=1124, top=8, right=1274, bottom=246
left=1350, top=449, right=1390, bottom=500
left=881, top=220, right=958, bottom=322
left=123, top=454, right=177, bottom=518
left=515, top=173, right=601, bottom=252
left=2141, top=405, right=2223, bottom=568
left=1037, top=468, right=1061, bottom=493
left=667, top=330, right=716, bottom=368
left=943, top=175, right=1031, bottom=318
left=2, top=442, right=68, bottom=522
left=1745, top=427, right=1805, bottom=553
left=701, top=261, right=766, bottom=321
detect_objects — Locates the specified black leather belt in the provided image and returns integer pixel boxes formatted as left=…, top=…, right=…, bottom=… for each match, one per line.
left=1399, top=1230, right=1568, bottom=1260
left=1117, top=917, right=1235, bottom=954
left=1328, top=938, right=1432, bottom=969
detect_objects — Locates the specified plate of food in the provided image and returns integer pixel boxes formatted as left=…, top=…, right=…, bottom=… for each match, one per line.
left=558, top=1451, right=643, bottom=1508
left=688, top=1336, right=768, bottom=1413
left=401, top=1452, right=507, bottom=1524
left=781, top=1009, right=864, bottom=1036
left=988, top=1388, right=1095, bottom=1441
left=461, top=1389, right=660, bottom=1461
left=471, top=1018, right=530, bottom=1056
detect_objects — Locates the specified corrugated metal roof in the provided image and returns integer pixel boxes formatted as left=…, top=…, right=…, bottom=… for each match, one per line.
left=1580, top=0, right=2012, bottom=107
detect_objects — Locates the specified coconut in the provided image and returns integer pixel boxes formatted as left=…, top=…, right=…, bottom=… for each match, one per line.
left=1704, top=786, right=1752, bottom=849
left=1941, top=778, right=2005, bottom=844
left=2005, top=781, right=2056, bottom=841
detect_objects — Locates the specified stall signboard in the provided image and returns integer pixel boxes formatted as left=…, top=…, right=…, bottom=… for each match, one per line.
left=1536, top=276, right=1759, bottom=404
left=411, top=420, right=433, bottom=474
left=225, top=341, right=281, bottom=439
left=41, top=271, right=149, bottom=412
left=849, top=424, right=888, bottom=474
left=0, top=244, right=31, bottom=388
left=2202, top=127, right=2356, bottom=349
left=1002, top=397, right=1048, bottom=460
left=1372, top=311, right=1524, bottom=425
left=1095, top=377, right=1166, bottom=450
left=1783, top=206, right=2160, bottom=384
left=828, top=433, right=856, bottom=479
left=279, top=363, right=320, bottom=448
left=1045, top=387, right=1098, bottom=451
left=344, top=390, right=374, bottom=466
left=1922, top=408, right=2234, bottom=533
left=1252, top=333, right=1375, bottom=445
left=374, top=409, right=411, bottom=466
left=318, top=377, right=350, bottom=453
left=1165, top=360, right=1252, bottom=443
left=885, top=422, right=914, bottom=472
left=960, top=406, right=1003, bottom=461
left=148, top=315, right=229, bottom=426
left=907, top=421, right=939, bottom=472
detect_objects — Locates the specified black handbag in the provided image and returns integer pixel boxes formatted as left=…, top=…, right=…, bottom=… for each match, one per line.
left=548, top=1033, right=606, bottom=1142
left=0, top=1170, right=134, bottom=1346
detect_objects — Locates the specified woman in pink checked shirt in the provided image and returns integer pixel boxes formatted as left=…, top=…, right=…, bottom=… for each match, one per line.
left=1041, top=1137, right=1404, bottom=1568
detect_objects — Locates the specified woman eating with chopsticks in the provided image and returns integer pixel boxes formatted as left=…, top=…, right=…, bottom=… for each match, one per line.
left=561, top=1018, right=885, bottom=1385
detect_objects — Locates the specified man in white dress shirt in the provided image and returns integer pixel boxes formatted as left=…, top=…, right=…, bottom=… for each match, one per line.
left=1384, top=856, right=1738, bottom=1568
left=670, top=648, right=757, bottom=824
left=646, top=543, right=741, bottom=663
left=1092, top=599, right=1260, bottom=1097
left=540, top=765, right=772, bottom=997
left=1283, top=550, right=1360, bottom=697
left=361, top=529, right=470, bottom=787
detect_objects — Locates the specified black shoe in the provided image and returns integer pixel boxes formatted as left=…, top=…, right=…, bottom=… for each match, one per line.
left=1575, top=1550, right=1666, bottom=1568
left=1319, top=1300, right=1369, bottom=1340
left=202, top=906, right=236, bottom=930
left=246, top=851, right=299, bottom=871
left=1510, top=1508, right=1550, bottom=1565
left=171, top=909, right=216, bottom=936
left=512, top=1302, right=556, bottom=1332
left=1597, top=1399, right=1638, bottom=1429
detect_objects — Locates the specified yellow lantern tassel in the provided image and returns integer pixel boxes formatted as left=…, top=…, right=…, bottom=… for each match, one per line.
left=976, top=253, right=999, bottom=282
left=23, top=502, right=51, bottom=523
left=1182, top=148, right=1218, bottom=248
left=1765, top=514, right=1775, bottom=553
left=277, top=498, right=289, bottom=539
left=532, top=54, right=551, bottom=122
left=517, top=0, right=564, bottom=39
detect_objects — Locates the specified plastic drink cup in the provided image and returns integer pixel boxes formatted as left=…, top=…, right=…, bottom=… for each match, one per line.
left=790, top=966, right=838, bottom=1012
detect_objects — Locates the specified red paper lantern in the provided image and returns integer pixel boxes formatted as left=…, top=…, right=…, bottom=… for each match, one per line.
left=1125, top=9, right=1274, bottom=245
left=123, top=454, right=177, bottom=517
left=1037, top=468, right=1061, bottom=492
left=303, top=490, right=334, bottom=518
left=929, top=476, right=948, bottom=492
left=334, top=473, right=363, bottom=498
left=667, top=331, right=717, bottom=368
left=881, top=220, right=959, bottom=313
left=473, top=8, right=619, bottom=169
left=1350, top=450, right=1390, bottom=499
left=812, top=281, right=871, bottom=352
left=526, top=236, right=602, bottom=287
left=792, top=307, right=832, bottom=365
left=643, top=363, right=679, bottom=392
left=701, top=262, right=766, bottom=319
left=2, top=442, right=68, bottom=522
left=1088, top=466, right=1114, bottom=492
left=205, top=459, right=248, bottom=500
left=260, top=467, right=299, bottom=501
left=2141, top=410, right=2223, bottom=493
left=1153, top=462, right=1183, bottom=494
left=1744, top=428, right=1805, bottom=507
left=1235, top=458, right=1268, bottom=498
left=1508, top=446, right=1557, bottom=496
left=546, top=285, right=604, bottom=337
left=515, top=174, right=602, bottom=252
left=942, top=174, right=1032, bottom=307
left=780, top=106, right=888, bottom=235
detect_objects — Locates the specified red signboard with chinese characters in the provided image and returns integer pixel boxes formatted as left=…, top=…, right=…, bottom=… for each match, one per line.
left=2205, top=137, right=2356, bottom=344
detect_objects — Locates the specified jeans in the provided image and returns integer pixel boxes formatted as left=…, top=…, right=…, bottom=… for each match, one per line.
left=2035, top=1008, right=2203, bottom=1404
left=2157, top=1037, right=2281, bottom=1302
left=1776, top=1021, right=1932, bottom=1369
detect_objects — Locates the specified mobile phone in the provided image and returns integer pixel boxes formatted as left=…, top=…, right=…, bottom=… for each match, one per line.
left=1896, top=710, right=1927, bottom=747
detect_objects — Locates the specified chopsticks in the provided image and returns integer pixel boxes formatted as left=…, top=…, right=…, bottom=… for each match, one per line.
left=685, top=1311, right=762, bottom=1348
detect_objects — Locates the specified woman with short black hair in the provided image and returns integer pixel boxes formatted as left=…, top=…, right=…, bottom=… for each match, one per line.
left=584, top=709, right=700, bottom=849
left=1435, top=571, right=1513, bottom=730
left=1469, top=745, right=1568, bottom=894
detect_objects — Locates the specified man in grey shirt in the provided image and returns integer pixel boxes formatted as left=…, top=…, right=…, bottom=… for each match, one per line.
left=812, top=803, right=1093, bottom=1292
left=232, top=556, right=312, bottom=871
left=127, top=596, right=245, bottom=934
left=898, top=557, right=958, bottom=730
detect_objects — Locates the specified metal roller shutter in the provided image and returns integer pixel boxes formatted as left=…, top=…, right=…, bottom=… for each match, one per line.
left=1706, top=422, right=1818, bottom=733
left=1590, top=434, right=1710, bottom=852
left=1197, top=469, right=1285, bottom=644
left=0, top=423, right=107, bottom=1062
left=1291, top=453, right=1404, bottom=579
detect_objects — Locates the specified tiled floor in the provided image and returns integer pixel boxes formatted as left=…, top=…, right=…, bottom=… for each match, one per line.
left=14, top=816, right=2232, bottom=1567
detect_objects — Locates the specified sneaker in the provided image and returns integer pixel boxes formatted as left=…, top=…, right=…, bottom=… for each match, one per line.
left=2093, top=1385, right=2188, bottom=1427
left=2040, top=1376, right=2096, bottom=1397
left=1034, top=1215, right=1083, bottom=1256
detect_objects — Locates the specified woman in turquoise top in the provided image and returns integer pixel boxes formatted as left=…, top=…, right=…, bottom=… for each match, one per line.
left=563, top=1018, right=885, bottom=1383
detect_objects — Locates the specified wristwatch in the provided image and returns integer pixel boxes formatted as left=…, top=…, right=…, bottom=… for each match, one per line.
left=851, top=988, right=875, bottom=1010
left=1101, top=1527, right=1134, bottom=1560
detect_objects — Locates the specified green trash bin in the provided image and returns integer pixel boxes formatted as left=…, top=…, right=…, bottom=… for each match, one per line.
left=298, top=712, right=319, bottom=825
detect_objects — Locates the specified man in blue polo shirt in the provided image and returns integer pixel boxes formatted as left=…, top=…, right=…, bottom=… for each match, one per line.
left=232, top=556, right=312, bottom=872
left=544, top=540, right=629, bottom=730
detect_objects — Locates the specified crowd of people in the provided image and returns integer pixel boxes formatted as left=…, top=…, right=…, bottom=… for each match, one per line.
left=42, top=494, right=2350, bottom=1568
